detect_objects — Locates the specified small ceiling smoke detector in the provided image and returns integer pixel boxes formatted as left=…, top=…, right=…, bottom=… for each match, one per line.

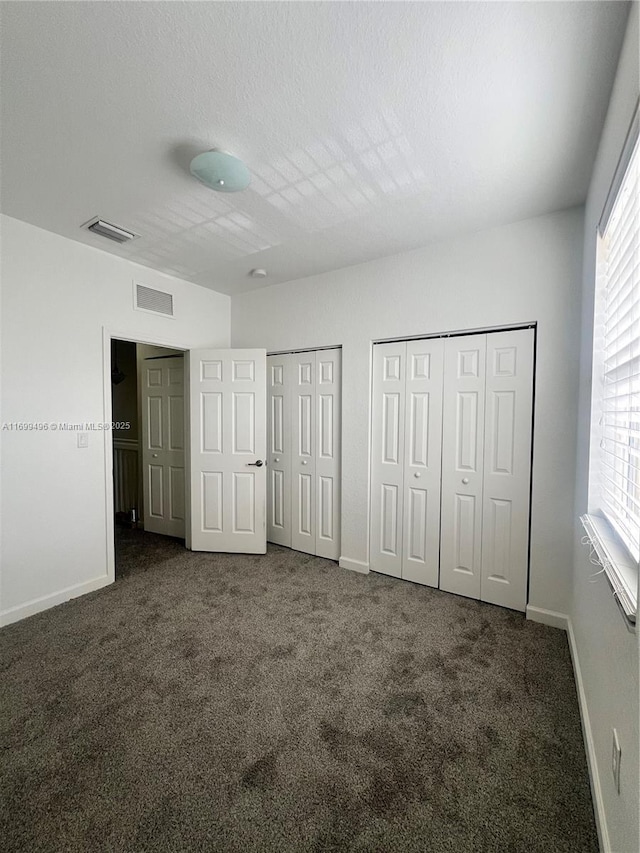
left=250, top=268, right=268, bottom=278
left=190, top=149, right=251, bottom=193
left=82, top=218, right=138, bottom=244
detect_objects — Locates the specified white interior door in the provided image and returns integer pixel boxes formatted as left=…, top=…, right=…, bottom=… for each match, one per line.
left=188, top=349, right=267, bottom=553
left=291, top=352, right=317, bottom=555
left=267, top=349, right=342, bottom=559
left=141, top=355, right=185, bottom=538
left=315, top=349, right=341, bottom=560
left=440, top=335, right=487, bottom=599
left=267, top=353, right=292, bottom=547
left=370, top=342, right=406, bottom=578
left=481, top=329, right=534, bottom=611
left=402, top=339, right=444, bottom=586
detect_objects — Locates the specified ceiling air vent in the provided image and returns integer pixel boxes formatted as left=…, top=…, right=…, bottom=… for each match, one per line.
left=84, top=218, right=138, bottom=244
left=135, top=283, right=174, bottom=317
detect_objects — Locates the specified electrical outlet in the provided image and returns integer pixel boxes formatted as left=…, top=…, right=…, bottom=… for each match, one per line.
left=612, top=728, right=621, bottom=794
left=77, top=433, right=89, bottom=448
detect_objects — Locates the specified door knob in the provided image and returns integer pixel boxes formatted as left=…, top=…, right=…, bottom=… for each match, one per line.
left=414, top=472, right=421, bottom=478
left=301, top=460, right=308, bottom=465
left=462, top=477, right=469, bottom=484
left=152, top=453, right=158, bottom=458
left=247, top=460, right=264, bottom=467
left=274, top=457, right=280, bottom=462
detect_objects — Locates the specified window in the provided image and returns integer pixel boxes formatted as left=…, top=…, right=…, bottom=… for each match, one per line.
left=584, top=123, right=639, bottom=625
left=599, top=139, right=640, bottom=561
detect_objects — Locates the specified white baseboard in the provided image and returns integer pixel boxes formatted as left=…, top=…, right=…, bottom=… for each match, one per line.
left=339, top=556, right=369, bottom=574
left=525, top=605, right=569, bottom=630
left=566, top=618, right=610, bottom=853
left=0, top=575, right=112, bottom=627
left=526, top=605, right=609, bottom=852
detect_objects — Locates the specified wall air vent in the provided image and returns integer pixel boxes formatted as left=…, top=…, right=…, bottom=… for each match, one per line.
left=134, top=282, right=174, bottom=317
left=84, top=218, right=138, bottom=244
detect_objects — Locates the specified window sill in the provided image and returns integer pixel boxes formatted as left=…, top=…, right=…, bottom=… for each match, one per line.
left=580, top=514, right=637, bottom=631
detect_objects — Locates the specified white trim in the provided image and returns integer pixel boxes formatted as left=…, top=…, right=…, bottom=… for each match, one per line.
left=0, top=575, right=111, bottom=627
left=525, top=606, right=569, bottom=630
left=598, top=95, right=639, bottom=235
left=581, top=514, right=637, bottom=627
left=339, top=556, right=370, bottom=574
left=566, top=618, right=610, bottom=853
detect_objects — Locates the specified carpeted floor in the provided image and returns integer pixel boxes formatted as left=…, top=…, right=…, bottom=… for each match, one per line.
left=1, top=530, right=597, bottom=853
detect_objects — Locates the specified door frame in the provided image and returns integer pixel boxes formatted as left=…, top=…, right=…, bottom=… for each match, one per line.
left=368, top=321, right=537, bottom=603
left=102, top=327, right=189, bottom=585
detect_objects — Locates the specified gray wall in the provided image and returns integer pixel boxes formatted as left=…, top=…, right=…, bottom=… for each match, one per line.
left=571, top=5, right=639, bottom=851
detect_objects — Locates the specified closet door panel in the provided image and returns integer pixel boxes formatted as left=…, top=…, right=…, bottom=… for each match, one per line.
left=481, top=329, right=534, bottom=611
left=267, top=354, right=292, bottom=546
left=402, top=339, right=444, bottom=586
left=292, top=353, right=317, bottom=555
left=370, top=343, right=406, bottom=577
left=316, top=349, right=341, bottom=560
left=440, top=335, right=486, bottom=600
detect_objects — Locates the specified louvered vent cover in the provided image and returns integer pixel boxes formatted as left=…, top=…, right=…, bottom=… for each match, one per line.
left=135, top=283, right=174, bottom=317
left=84, top=218, right=138, bottom=244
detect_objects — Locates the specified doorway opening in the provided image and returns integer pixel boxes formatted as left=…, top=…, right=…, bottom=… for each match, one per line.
left=109, top=337, right=186, bottom=577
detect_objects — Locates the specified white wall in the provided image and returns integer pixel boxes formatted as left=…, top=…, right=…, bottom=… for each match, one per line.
left=0, top=214, right=230, bottom=625
left=232, top=205, right=584, bottom=615
left=572, top=5, right=639, bottom=852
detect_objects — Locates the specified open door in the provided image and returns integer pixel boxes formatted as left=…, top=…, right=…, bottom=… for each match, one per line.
left=140, top=355, right=186, bottom=538
left=188, top=349, right=267, bottom=553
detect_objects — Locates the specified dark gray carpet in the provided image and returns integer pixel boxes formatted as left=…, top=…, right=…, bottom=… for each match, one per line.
left=1, top=530, right=598, bottom=853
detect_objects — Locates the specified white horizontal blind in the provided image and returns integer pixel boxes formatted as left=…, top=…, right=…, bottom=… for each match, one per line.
left=600, top=139, right=640, bottom=563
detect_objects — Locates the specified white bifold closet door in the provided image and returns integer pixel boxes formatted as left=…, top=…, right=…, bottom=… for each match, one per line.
left=371, top=328, right=534, bottom=611
left=479, top=329, right=534, bottom=610
left=439, top=335, right=487, bottom=599
left=267, top=354, right=292, bottom=547
left=370, top=339, right=444, bottom=586
left=267, top=349, right=341, bottom=559
left=440, top=328, right=534, bottom=610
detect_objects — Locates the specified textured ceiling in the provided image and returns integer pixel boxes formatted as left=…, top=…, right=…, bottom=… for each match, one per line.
left=0, top=1, right=630, bottom=295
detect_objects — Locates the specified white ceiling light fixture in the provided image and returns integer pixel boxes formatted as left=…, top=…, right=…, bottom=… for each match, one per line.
left=250, top=268, right=268, bottom=278
left=189, top=148, right=251, bottom=192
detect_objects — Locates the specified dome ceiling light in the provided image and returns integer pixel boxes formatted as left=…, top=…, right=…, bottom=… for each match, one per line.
left=189, top=148, right=251, bottom=193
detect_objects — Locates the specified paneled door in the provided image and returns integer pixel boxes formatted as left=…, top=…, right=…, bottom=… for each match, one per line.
left=440, top=335, right=487, bottom=600
left=370, top=339, right=444, bottom=585
left=292, top=352, right=317, bottom=555
left=315, top=348, right=341, bottom=560
left=370, top=342, right=406, bottom=578
left=480, top=329, right=534, bottom=610
left=402, top=339, right=445, bottom=585
left=188, top=349, right=267, bottom=553
left=141, top=355, right=185, bottom=538
left=266, top=349, right=341, bottom=559
left=267, top=353, right=292, bottom=547
left=371, top=329, right=534, bottom=611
